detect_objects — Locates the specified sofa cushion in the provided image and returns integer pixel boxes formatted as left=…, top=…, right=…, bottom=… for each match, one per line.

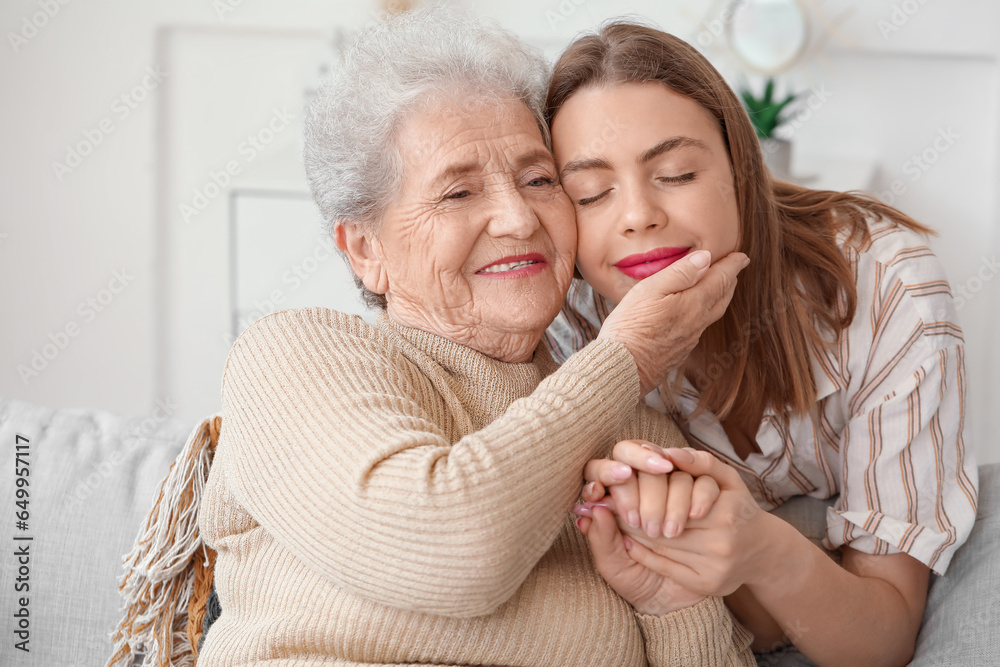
left=908, top=461, right=1000, bottom=665
left=0, top=397, right=189, bottom=666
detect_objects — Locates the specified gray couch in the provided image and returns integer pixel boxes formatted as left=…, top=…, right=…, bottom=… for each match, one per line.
left=1, top=397, right=189, bottom=666
left=0, top=396, right=996, bottom=666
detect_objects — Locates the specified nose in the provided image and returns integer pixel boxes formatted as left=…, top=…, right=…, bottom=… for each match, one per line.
left=619, top=184, right=667, bottom=235
left=485, top=186, right=541, bottom=240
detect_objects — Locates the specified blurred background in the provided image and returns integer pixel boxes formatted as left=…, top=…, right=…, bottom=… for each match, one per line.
left=1, top=0, right=998, bottom=463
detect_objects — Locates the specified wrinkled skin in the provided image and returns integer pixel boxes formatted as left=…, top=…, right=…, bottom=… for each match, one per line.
left=337, top=92, right=747, bottom=390
left=338, top=95, right=577, bottom=362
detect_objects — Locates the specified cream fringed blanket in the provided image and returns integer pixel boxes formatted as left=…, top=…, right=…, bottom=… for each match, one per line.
left=107, top=414, right=221, bottom=667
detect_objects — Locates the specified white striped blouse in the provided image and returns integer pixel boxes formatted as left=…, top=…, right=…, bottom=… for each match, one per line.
left=545, top=219, right=979, bottom=575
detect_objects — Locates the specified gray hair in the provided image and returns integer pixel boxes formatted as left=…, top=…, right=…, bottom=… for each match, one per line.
left=302, top=6, right=552, bottom=308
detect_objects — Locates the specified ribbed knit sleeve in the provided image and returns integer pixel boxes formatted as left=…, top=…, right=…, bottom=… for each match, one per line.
left=638, top=596, right=756, bottom=666
left=218, top=309, right=640, bottom=617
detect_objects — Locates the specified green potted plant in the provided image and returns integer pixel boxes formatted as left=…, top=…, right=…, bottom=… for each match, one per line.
left=739, top=77, right=797, bottom=177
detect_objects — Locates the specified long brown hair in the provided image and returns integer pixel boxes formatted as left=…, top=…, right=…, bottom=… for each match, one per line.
left=547, top=22, right=931, bottom=425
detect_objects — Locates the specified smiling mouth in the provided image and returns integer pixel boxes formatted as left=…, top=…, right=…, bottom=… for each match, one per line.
left=479, top=259, right=539, bottom=274
left=476, top=253, right=546, bottom=277
left=615, top=247, right=690, bottom=280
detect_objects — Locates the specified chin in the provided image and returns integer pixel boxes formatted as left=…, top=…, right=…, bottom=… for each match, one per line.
left=495, top=300, right=561, bottom=337
left=485, top=278, right=567, bottom=326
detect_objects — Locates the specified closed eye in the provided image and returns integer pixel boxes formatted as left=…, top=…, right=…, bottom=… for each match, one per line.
left=445, top=190, right=471, bottom=199
left=658, top=173, right=696, bottom=185
left=578, top=188, right=611, bottom=207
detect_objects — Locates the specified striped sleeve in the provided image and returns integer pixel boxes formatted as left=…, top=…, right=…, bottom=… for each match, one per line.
left=824, top=229, right=978, bottom=575
left=544, top=278, right=609, bottom=363
left=825, top=343, right=978, bottom=573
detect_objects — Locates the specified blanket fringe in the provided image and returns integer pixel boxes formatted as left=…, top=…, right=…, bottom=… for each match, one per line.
left=107, top=414, right=222, bottom=667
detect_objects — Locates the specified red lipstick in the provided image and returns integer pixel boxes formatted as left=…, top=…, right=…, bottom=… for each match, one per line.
left=615, top=247, right=690, bottom=280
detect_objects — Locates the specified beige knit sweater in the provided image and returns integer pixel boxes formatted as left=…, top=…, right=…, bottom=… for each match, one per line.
left=198, top=307, right=754, bottom=666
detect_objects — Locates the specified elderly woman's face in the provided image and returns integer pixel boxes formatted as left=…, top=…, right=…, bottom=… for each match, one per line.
left=348, top=96, right=576, bottom=360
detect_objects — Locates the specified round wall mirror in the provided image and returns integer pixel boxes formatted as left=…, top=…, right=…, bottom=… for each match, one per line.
left=726, top=0, right=810, bottom=74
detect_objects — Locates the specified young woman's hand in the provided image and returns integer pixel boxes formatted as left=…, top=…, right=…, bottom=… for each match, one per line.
left=583, top=443, right=782, bottom=599
left=578, top=447, right=720, bottom=539
left=574, top=450, right=729, bottom=614
left=576, top=506, right=708, bottom=615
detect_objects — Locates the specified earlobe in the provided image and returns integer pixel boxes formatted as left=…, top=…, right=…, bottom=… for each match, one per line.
left=334, top=221, right=390, bottom=296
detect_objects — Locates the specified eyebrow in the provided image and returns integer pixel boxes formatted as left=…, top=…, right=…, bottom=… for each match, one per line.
left=429, top=160, right=480, bottom=190
left=428, top=149, right=555, bottom=189
left=559, top=156, right=614, bottom=179
left=513, top=148, right=557, bottom=172
left=639, top=136, right=711, bottom=164
left=559, top=136, right=711, bottom=178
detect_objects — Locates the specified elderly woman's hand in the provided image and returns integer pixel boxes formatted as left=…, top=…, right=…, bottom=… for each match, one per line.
left=597, top=249, right=749, bottom=395
left=577, top=506, right=708, bottom=615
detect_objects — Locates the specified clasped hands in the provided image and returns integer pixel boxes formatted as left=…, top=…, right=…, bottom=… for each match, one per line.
left=574, top=441, right=773, bottom=616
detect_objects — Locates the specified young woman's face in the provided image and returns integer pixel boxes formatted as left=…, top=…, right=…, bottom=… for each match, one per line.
left=551, top=82, right=741, bottom=304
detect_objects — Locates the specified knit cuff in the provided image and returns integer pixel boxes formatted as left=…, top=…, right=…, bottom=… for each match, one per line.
left=636, top=596, right=755, bottom=667
left=553, top=336, right=639, bottom=402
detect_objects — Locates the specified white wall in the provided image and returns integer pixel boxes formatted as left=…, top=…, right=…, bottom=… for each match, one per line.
left=0, top=0, right=381, bottom=426
left=2, top=0, right=998, bottom=463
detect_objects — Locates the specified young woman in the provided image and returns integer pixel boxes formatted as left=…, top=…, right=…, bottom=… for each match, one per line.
left=544, top=22, right=979, bottom=666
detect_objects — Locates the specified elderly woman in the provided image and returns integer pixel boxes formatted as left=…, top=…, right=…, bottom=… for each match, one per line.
left=196, top=9, right=751, bottom=667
